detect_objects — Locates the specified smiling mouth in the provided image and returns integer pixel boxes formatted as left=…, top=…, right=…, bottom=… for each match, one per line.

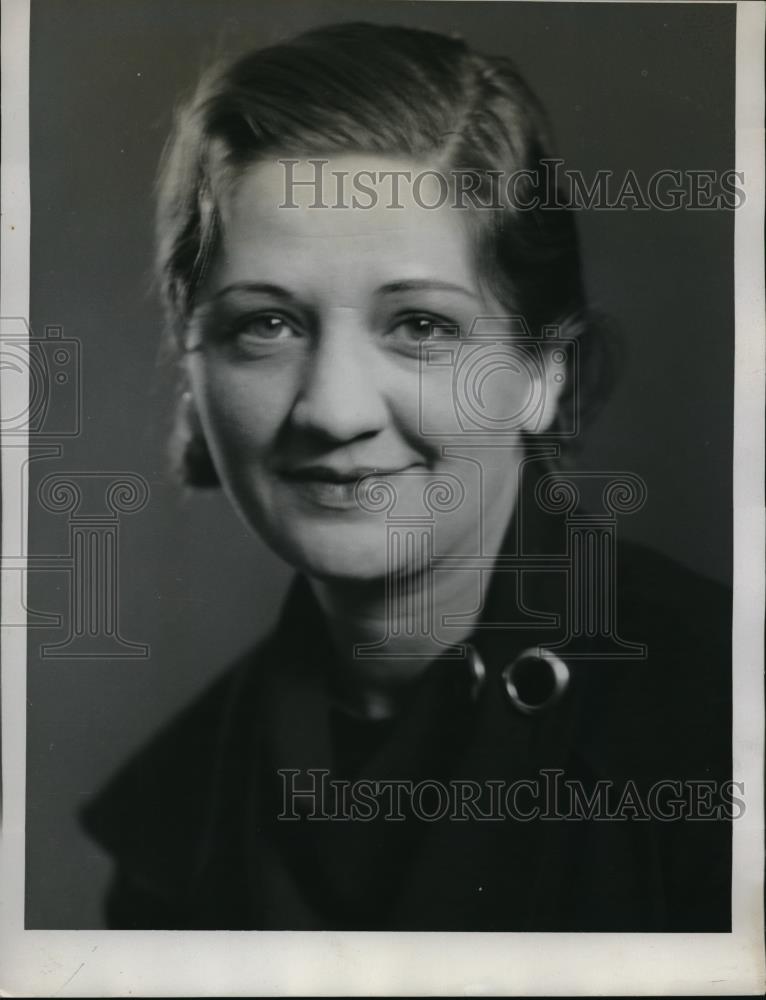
left=283, top=465, right=405, bottom=483
left=280, top=465, right=418, bottom=510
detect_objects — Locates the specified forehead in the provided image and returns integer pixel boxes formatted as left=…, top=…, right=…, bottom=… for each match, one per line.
left=214, top=154, right=479, bottom=289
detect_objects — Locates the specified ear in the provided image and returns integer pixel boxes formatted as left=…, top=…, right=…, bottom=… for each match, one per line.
left=520, top=347, right=567, bottom=435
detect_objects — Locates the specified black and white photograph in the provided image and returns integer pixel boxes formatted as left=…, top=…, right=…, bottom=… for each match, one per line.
left=1, top=0, right=764, bottom=994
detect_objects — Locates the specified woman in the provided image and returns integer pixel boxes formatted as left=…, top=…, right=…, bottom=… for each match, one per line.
left=82, top=22, right=732, bottom=931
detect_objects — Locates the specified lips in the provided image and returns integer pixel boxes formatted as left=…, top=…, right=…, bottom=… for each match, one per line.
left=279, top=464, right=419, bottom=510
left=283, top=465, right=399, bottom=484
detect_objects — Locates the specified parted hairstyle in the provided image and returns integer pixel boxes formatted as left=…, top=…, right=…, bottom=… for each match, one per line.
left=155, top=21, right=615, bottom=487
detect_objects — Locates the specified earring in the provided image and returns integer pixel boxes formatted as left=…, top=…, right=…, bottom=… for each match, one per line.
left=173, top=390, right=220, bottom=488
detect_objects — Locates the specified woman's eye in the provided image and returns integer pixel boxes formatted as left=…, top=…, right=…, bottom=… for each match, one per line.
left=386, top=314, right=460, bottom=356
left=236, top=314, right=300, bottom=341
left=389, top=315, right=449, bottom=343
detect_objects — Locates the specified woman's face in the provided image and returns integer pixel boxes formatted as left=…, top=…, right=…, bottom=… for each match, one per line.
left=186, top=154, right=562, bottom=581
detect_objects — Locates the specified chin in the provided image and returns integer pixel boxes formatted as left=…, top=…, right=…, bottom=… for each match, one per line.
left=269, top=519, right=398, bottom=584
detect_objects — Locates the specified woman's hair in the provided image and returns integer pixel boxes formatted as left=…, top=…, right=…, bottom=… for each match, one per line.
left=156, top=21, right=615, bottom=487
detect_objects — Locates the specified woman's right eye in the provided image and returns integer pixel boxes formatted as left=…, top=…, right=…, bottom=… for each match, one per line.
left=233, top=313, right=302, bottom=341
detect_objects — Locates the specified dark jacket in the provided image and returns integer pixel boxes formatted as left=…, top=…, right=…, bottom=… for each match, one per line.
left=81, top=468, right=732, bottom=931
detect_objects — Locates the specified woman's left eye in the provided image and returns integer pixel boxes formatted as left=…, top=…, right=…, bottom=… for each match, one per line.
left=388, top=315, right=451, bottom=343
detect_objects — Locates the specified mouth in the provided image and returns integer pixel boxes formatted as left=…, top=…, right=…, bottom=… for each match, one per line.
left=279, top=465, right=419, bottom=510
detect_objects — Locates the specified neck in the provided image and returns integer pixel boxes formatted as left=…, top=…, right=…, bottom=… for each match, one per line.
left=309, top=494, right=514, bottom=720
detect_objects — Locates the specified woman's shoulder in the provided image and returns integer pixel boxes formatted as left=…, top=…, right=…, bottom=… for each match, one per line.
left=617, top=537, right=730, bottom=619
left=613, top=538, right=732, bottom=683
left=80, top=576, right=320, bottom=869
left=79, top=631, right=278, bottom=891
left=570, top=539, right=732, bottom=779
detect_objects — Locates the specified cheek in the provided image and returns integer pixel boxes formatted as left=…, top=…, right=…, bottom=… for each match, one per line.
left=421, top=369, right=458, bottom=437
left=480, top=367, right=538, bottom=428
left=418, top=346, right=538, bottom=436
left=186, top=358, right=293, bottom=460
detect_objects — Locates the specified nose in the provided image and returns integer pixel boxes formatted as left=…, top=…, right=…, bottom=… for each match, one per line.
left=289, top=319, right=388, bottom=443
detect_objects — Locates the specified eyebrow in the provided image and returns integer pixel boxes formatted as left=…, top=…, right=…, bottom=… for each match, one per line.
left=211, top=282, right=299, bottom=303
left=378, top=279, right=479, bottom=300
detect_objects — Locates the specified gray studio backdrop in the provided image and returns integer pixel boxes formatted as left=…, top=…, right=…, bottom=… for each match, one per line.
left=25, top=0, right=734, bottom=927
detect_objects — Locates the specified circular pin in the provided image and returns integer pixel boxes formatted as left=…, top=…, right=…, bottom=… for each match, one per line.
left=501, top=648, right=570, bottom=716
left=465, top=644, right=486, bottom=702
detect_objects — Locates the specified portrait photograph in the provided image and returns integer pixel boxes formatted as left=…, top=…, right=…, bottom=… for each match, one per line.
left=1, top=0, right=764, bottom=995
